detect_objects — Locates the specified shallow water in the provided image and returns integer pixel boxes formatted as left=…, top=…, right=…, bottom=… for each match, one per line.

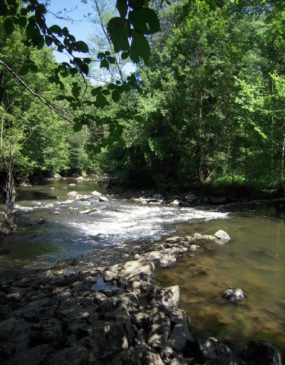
left=0, top=178, right=226, bottom=278
left=156, top=212, right=285, bottom=351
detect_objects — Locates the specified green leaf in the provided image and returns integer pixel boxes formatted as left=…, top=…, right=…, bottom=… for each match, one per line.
left=129, top=0, right=146, bottom=9
left=91, top=87, right=102, bottom=96
left=101, top=89, right=110, bottom=96
left=107, top=56, right=116, bottom=64
left=26, top=21, right=43, bottom=47
left=116, top=0, right=128, bottom=18
left=73, top=121, right=83, bottom=132
left=45, top=35, right=53, bottom=46
left=100, top=59, right=109, bottom=70
left=4, top=17, right=14, bottom=35
left=107, top=83, right=117, bottom=90
left=97, top=52, right=105, bottom=59
left=121, top=51, right=129, bottom=60
left=18, top=16, right=27, bottom=28
left=129, top=7, right=160, bottom=34
left=72, top=86, right=81, bottom=98
left=96, top=93, right=109, bottom=108
left=77, top=62, right=89, bottom=75
left=107, top=17, right=129, bottom=52
left=112, top=89, right=121, bottom=102
left=75, top=41, right=89, bottom=53
left=130, top=31, right=150, bottom=64
left=48, top=24, right=62, bottom=36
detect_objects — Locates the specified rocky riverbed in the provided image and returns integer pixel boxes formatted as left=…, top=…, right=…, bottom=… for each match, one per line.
left=0, top=233, right=282, bottom=365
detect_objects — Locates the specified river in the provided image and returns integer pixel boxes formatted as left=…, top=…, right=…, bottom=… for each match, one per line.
left=0, top=178, right=284, bottom=353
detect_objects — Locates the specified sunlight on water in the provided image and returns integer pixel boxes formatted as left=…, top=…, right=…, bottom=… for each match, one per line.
left=0, top=179, right=227, bottom=277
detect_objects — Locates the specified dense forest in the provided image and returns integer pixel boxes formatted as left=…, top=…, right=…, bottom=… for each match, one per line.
left=0, top=0, right=285, bottom=229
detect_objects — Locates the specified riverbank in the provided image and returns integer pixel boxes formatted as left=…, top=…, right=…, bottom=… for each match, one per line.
left=0, top=233, right=282, bottom=365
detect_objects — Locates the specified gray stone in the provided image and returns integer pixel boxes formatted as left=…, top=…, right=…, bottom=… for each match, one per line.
left=16, top=344, right=52, bottom=365
left=99, top=196, right=109, bottom=202
left=170, top=199, right=180, bottom=206
left=67, top=191, right=78, bottom=198
left=91, top=190, right=102, bottom=197
left=144, top=351, right=165, bottom=365
left=196, top=337, right=233, bottom=364
left=45, top=345, right=89, bottom=365
left=165, top=236, right=181, bottom=243
left=0, top=317, right=31, bottom=355
left=159, top=286, right=180, bottom=309
left=168, top=310, right=192, bottom=352
left=223, top=288, right=245, bottom=303
left=214, top=230, right=231, bottom=244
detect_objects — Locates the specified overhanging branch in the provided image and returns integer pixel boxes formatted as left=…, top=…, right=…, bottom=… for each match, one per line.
left=0, top=58, right=74, bottom=124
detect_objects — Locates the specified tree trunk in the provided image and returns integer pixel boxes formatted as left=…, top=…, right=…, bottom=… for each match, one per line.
left=281, top=136, right=285, bottom=183
left=1, top=153, right=16, bottom=236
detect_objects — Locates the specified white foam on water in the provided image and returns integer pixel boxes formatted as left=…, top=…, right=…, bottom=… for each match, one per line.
left=70, top=203, right=228, bottom=245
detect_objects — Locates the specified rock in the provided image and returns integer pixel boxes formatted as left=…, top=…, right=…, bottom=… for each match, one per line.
left=159, top=286, right=180, bottom=309
left=44, top=203, right=54, bottom=209
left=69, top=183, right=76, bottom=187
left=192, top=337, right=233, bottom=364
left=142, top=250, right=177, bottom=268
left=209, top=196, right=227, bottom=204
left=214, top=230, right=231, bottom=244
left=193, top=233, right=216, bottom=241
left=37, top=218, right=46, bottom=224
left=0, top=318, right=31, bottom=355
left=91, top=190, right=102, bottom=198
left=67, top=191, right=78, bottom=198
left=242, top=341, right=282, bottom=365
left=189, top=244, right=199, bottom=251
left=170, top=199, right=180, bottom=206
left=165, top=236, right=181, bottom=243
left=144, top=351, right=165, bottom=365
left=76, top=176, right=85, bottom=181
left=223, top=288, right=245, bottom=303
left=33, top=201, right=42, bottom=207
left=53, top=173, right=62, bottom=179
left=104, top=260, right=155, bottom=282
left=16, top=344, right=52, bottom=365
left=184, top=193, right=198, bottom=203
left=168, top=310, right=192, bottom=352
left=45, top=345, right=89, bottom=365
left=99, top=196, right=109, bottom=203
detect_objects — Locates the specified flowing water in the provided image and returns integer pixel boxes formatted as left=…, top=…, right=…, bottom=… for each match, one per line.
left=156, top=212, right=285, bottom=352
left=0, top=179, right=284, bottom=352
left=0, top=178, right=226, bottom=278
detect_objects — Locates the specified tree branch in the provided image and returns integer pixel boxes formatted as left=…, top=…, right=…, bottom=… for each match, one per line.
left=0, top=58, right=74, bottom=124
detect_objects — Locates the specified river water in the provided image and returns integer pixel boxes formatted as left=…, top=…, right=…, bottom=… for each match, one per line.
left=0, top=178, right=284, bottom=352
left=0, top=178, right=226, bottom=277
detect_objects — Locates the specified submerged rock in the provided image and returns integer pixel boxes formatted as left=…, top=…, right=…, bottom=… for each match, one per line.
left=223, top=288, right=245, bottom=303
left=242, top=341, right=282, bottom=365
